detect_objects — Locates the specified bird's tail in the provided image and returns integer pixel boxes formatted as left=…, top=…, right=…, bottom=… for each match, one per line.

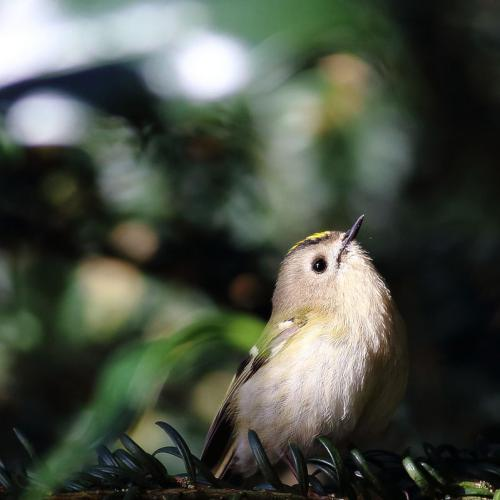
left=213, top=441, right=236, bottom=479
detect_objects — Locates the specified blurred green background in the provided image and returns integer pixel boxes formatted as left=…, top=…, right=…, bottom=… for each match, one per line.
left=0, top=0, right=499, bottom=487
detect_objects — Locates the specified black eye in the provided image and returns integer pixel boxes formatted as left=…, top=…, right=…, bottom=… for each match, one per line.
left=312, top=257, right=327, bottom=273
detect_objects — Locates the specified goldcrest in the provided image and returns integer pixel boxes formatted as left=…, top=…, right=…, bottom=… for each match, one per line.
left=202, top=215, right=408, bottom=478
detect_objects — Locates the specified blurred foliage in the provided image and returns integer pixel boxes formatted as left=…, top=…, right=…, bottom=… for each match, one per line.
left=20, top=315, right=262, bottom=497
left=0, top=0, right=499, bottom=495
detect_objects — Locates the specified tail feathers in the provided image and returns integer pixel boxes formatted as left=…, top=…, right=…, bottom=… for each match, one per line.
left=200, top=400, right=238, bottom=479
left=201, top=355, right=257, bottom=479
left=214, top=441, right=237, bottom=479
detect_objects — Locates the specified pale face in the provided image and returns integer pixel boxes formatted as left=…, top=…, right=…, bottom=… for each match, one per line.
left=272, top=229, right=379, bottom=318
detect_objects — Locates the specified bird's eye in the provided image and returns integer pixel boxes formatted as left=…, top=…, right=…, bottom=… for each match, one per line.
left=312, top=257, right=327, bottom=273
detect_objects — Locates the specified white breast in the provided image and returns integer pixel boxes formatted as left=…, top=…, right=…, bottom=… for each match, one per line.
left=232, top=331, right=374, bottom=474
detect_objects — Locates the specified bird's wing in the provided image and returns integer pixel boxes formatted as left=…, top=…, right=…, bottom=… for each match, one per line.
left=200, top=354, right=253, bottom=475
left=200, top=315, right=307, bottom=476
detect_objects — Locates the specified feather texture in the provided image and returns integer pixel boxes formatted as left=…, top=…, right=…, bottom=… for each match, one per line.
left=200, top=317, right=306, bottom=475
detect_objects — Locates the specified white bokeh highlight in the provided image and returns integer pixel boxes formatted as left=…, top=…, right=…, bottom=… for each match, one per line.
left=0, top=0, right=208, bottom=86
left=6, top=92, right=90, bottom=146
left=174, top=33, right=250, bottom=100
left=143, top=32, right=251, bottom=101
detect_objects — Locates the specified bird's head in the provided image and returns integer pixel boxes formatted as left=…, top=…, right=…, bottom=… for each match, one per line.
left=272, top=215, right=392, bottom=323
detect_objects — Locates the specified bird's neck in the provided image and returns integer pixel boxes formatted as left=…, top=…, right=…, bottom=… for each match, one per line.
left=335, top=266, right=395, bottom=352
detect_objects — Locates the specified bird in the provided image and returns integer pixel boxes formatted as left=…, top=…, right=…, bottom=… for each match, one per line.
left=201, top=215, right=408, bottom=479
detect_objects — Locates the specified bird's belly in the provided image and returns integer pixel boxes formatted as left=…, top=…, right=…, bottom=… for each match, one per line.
left=233, top=335, right=373, bottom=471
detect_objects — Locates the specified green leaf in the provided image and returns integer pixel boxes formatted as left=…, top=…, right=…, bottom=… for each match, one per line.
left=96, top=445, right=119, bottom=468
left=84, top=465, right=121, bottom=483
left=120, top=434, right=166, bottom=482
left=156, top=421, right=196, bottom=483
left=113, top=449, right=144, bottom=475
left=153, top=446, right=181, bottom=458
left=288, top=443, right=308, bottom=496
left=308, top=458, right=338, bottom=485
left=402, top=456, right=432, bottom=494
left=419, top=461, right=446, bottom=486
left=154, top=445, right=223, bottom=488
left=0, top=466, right=12, bottom=489
left=315, top=436, right=344, bottom=490
left=350, top=449, right=384, bottom=496
left=13, top=428, right=36, bottom=461
left=308, top=474, right=326, bottom=496
left=454, top=480, right=495, bottom=497
left=247, top=430, right=283, bottom=491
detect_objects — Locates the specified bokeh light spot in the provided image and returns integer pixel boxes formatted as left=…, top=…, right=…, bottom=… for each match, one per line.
left=41, top=172, right=79, bottom=208
left=228, top=273, right=262, bottom=309
left=109, top=221, right=159, bottom=263
left=144, top=32, right=251, bottom=100
left=77, top=257, right=145, bottom=339
left=320, top=53, right=371, bottom=88
left=6, top=91, right=90, bottom=146
left=319, top=53, right=372, bottom=127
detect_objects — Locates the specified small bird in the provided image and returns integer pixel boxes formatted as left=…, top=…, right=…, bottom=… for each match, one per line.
left=201, top=215, right=408, bottom=478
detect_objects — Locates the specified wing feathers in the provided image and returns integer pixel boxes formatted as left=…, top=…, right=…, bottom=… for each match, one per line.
left=201, top=316, right=307, bottom=476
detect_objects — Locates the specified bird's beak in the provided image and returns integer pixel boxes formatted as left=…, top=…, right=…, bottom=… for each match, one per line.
left=338, top=214, right=364, bottom=262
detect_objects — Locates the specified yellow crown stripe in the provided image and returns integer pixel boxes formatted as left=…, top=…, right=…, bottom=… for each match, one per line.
left=287, top=231, right=332, bottom=254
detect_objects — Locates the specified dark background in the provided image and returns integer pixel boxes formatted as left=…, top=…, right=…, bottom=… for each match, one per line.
left=0, top=0, right=499, bottom=475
